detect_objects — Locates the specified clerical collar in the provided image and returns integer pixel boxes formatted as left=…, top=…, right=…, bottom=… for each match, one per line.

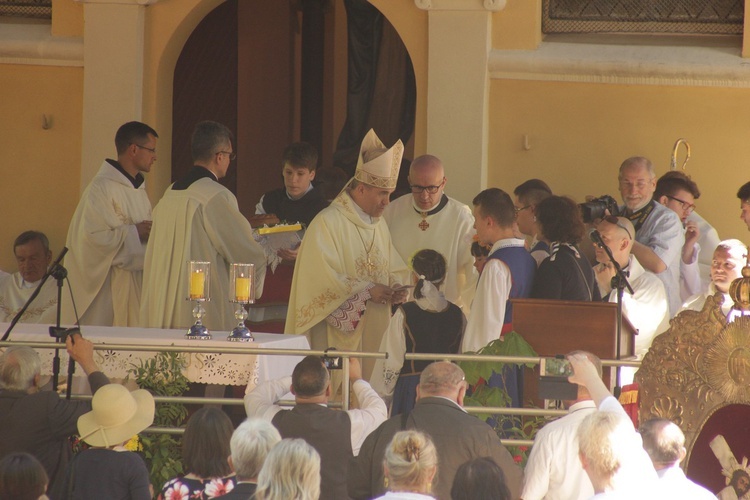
left=623, top=200, right=655, bottom=232
left=106, top=159, right=144, bottom=188
left=287, top=184, right=313, bottom=201
left=172, top=166, right=218, bottom=191
left=411, top=194, right=448, bottom=216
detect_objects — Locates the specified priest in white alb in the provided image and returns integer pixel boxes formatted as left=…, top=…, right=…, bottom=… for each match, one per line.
left=63, top=122, right=157, bottom=326
left=0, top=231, right=57, bottom=324
left=383, top=154, right=477, bottom=315
left=286, top=129, right=409, bottom=379
left=140, top=121, right=267, bottom=332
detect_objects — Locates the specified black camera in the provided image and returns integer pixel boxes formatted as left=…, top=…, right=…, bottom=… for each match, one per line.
left=321, top=348, right=342, bottom=370
left=579, top=195, right=620, bottom=223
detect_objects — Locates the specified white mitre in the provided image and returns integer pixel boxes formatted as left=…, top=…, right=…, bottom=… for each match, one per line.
left=353, top=129, right=404, bottom=190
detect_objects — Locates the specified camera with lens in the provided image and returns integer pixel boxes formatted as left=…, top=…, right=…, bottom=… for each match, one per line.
left=579, top=195, right=620, bottom=223
left=321, top=348, right=343, bottom=370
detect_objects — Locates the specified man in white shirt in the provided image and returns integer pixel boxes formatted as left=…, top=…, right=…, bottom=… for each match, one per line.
left=521, top=351, right=600, bottom=500
left=639, top=418, right=714, bottom=499
left=593, top=217, right=669, bottom=379
left=244, top=356, right=386, bottom=500
left=0, top=231, right=57, bottom=323
left=383, top=155, right=477, bottom=315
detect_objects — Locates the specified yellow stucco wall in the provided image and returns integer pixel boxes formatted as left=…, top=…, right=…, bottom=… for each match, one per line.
left=0, top=64, right=83, bottom=271
left=489, top=79, right=750, bottom=241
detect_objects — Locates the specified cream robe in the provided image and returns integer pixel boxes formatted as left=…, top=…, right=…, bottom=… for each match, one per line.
left=286, top=192, right=408, bottom=377
left=140, top=177, right=266, bottom=332
left=0, top=273, right=58, bottom=324
left=64, top=161, right=151, bottom=326
left=383, top=194, right=477, bottom=315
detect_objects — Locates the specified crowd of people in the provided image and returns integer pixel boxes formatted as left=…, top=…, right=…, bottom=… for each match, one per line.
left=1, top=121, right=749, bottom=499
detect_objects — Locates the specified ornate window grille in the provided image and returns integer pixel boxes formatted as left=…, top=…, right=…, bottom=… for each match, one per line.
left=543, top=0, right=744, bottom=35
left=0, top=0, right=52, bottom=20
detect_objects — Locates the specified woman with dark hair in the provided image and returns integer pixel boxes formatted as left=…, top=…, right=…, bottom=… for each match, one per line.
left=0, top=452, right=49, bottom=500
left=451, top=457, right=510, bottom=500
left=158, top=407, right=236, bottom=499
left=371, top=249, right=465, bottom=415
left=531, top=195, right=600, bottom=302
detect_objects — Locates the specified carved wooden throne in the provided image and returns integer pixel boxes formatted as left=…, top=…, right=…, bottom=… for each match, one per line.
left=636, top=293, right=750, bottom=493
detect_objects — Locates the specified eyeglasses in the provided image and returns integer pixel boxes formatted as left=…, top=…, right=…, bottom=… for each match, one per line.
left=603, top=215, right=633, bottom=240
left=217, top=151, right=237, bottom=161
left=514, top=205, right=531, bottom=215
left=133, top=144, right=156, bottom=154
left=666, top=195, right=696, bottom=214
left=410, top=178, right=445, bottom=194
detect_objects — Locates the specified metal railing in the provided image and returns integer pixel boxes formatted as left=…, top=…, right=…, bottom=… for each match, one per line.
left=1, top=339, right=641, bottom=445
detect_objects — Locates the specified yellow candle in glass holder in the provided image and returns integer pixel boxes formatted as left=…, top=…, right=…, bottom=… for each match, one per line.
left=235, top=276, right=251, bottom=302
left=190, top=270, right=205, bottom=299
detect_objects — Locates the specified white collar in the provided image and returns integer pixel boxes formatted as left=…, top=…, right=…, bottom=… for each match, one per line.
left=490, top=238, right=526, bottom=253
left=286, top=184, right=314, bottom=200
left=348, top=192, right=375, bottom=224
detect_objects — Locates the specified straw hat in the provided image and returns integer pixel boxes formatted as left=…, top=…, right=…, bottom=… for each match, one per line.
left=353, top=129, right=404, bottom=190
left=77, top=384, right=155, bottom=448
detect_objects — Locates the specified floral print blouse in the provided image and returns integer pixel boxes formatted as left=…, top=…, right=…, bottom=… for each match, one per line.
left=159, top=475, right=236, bottom=499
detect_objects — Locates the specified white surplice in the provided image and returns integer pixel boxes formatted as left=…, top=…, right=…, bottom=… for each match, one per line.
left=383, top=194, right=477, bottom=315
left=64, top=161, right=151, bottom=326
left=140, top=176, right=266, bottom=332
left=0, top=273, right=58, bottom=324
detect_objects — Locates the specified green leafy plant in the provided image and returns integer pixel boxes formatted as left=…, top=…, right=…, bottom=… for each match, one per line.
left=460, top=331, right=546, bottom=467
left=128, top=351, right=190, bottom=491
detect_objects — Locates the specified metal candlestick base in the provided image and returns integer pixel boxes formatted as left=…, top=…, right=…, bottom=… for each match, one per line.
left=227, top=324, right=254, bottom=342
left=186, top=322, right=211, bottom=340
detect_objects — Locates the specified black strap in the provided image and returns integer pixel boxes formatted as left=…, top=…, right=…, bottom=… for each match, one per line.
left=624, top=200, right=655, bottom=233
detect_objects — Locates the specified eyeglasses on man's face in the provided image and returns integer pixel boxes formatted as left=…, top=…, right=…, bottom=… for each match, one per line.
left=514, top=205, right=531, bottom=215
left=217, top=151, right=237, bottom=161
left=133, top=144, right=156, bottom=155
left=410, top=178, right=445, bottom=194
left=666, top=195, right=696, bottom=214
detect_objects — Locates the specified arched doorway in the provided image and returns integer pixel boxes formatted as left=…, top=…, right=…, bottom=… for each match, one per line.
left=171, top=0, right=416, bottom=215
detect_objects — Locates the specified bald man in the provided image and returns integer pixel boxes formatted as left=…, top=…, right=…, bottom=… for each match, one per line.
left=593, top=216, right=669, bottom=383
left=383, top=155, right=477, bottom=315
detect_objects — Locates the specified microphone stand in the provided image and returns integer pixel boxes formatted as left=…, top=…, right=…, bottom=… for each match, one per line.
left=594, top=240, right=634, bottom=399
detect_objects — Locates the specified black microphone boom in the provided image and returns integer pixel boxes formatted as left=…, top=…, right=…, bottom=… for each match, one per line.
left=588, top=229, right=604, bottom=248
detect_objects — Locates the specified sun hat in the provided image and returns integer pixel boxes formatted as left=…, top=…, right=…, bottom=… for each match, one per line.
left=77, top=384, right=155, bottom=448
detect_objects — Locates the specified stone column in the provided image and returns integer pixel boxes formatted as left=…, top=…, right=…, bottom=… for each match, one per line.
left=415, top=0, right=504, bottom=205
left=74, top=0, right=159, bottom=192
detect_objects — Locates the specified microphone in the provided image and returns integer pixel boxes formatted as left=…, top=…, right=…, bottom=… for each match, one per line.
left=588, top=228, right=604, bottom=248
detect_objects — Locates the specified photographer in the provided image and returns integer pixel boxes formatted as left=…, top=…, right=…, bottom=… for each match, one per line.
left=244, top=355, right=386, bottom=499
left=0, top=333, right=110, bottom=497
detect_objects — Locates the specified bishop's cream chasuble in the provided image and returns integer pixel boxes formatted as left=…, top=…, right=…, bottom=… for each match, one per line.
left=286, top=192, right=408, bottom=378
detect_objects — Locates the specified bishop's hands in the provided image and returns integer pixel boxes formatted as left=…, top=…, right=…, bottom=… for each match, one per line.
left=369, top=283, right=409, bottom=305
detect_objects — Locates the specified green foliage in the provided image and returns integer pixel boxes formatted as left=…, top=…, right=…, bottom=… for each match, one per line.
left=460, top=331, right=538, bottom=385
left=459, top=331, right=545, bottom=468
left=128, top=351, right=190, bottom=491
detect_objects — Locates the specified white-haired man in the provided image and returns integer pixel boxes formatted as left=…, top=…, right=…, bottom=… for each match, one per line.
left=219, top=419, right=281, bottom=499
left=639, top=418, right=714, bottom=499
left=0, top=335, right=109, bottom=497
left=617, top=156, right=684, bottom=316
left=0, top=231, right=56, bottom=323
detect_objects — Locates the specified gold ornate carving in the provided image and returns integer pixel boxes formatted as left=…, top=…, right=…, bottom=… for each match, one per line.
left=637, top=292, right=750, bottom=468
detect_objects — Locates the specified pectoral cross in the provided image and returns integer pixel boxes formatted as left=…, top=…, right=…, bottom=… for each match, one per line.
left=418, top=213, right=430, bottom=231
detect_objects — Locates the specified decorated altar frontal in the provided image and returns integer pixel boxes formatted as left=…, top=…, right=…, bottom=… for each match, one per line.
left=0, top=323, right=309, bottom=388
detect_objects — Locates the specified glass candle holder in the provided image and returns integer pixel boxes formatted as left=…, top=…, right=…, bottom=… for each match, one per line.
left=228, top=263, right=255, bottom=342
left=186, top=261, right=211, bottom=340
